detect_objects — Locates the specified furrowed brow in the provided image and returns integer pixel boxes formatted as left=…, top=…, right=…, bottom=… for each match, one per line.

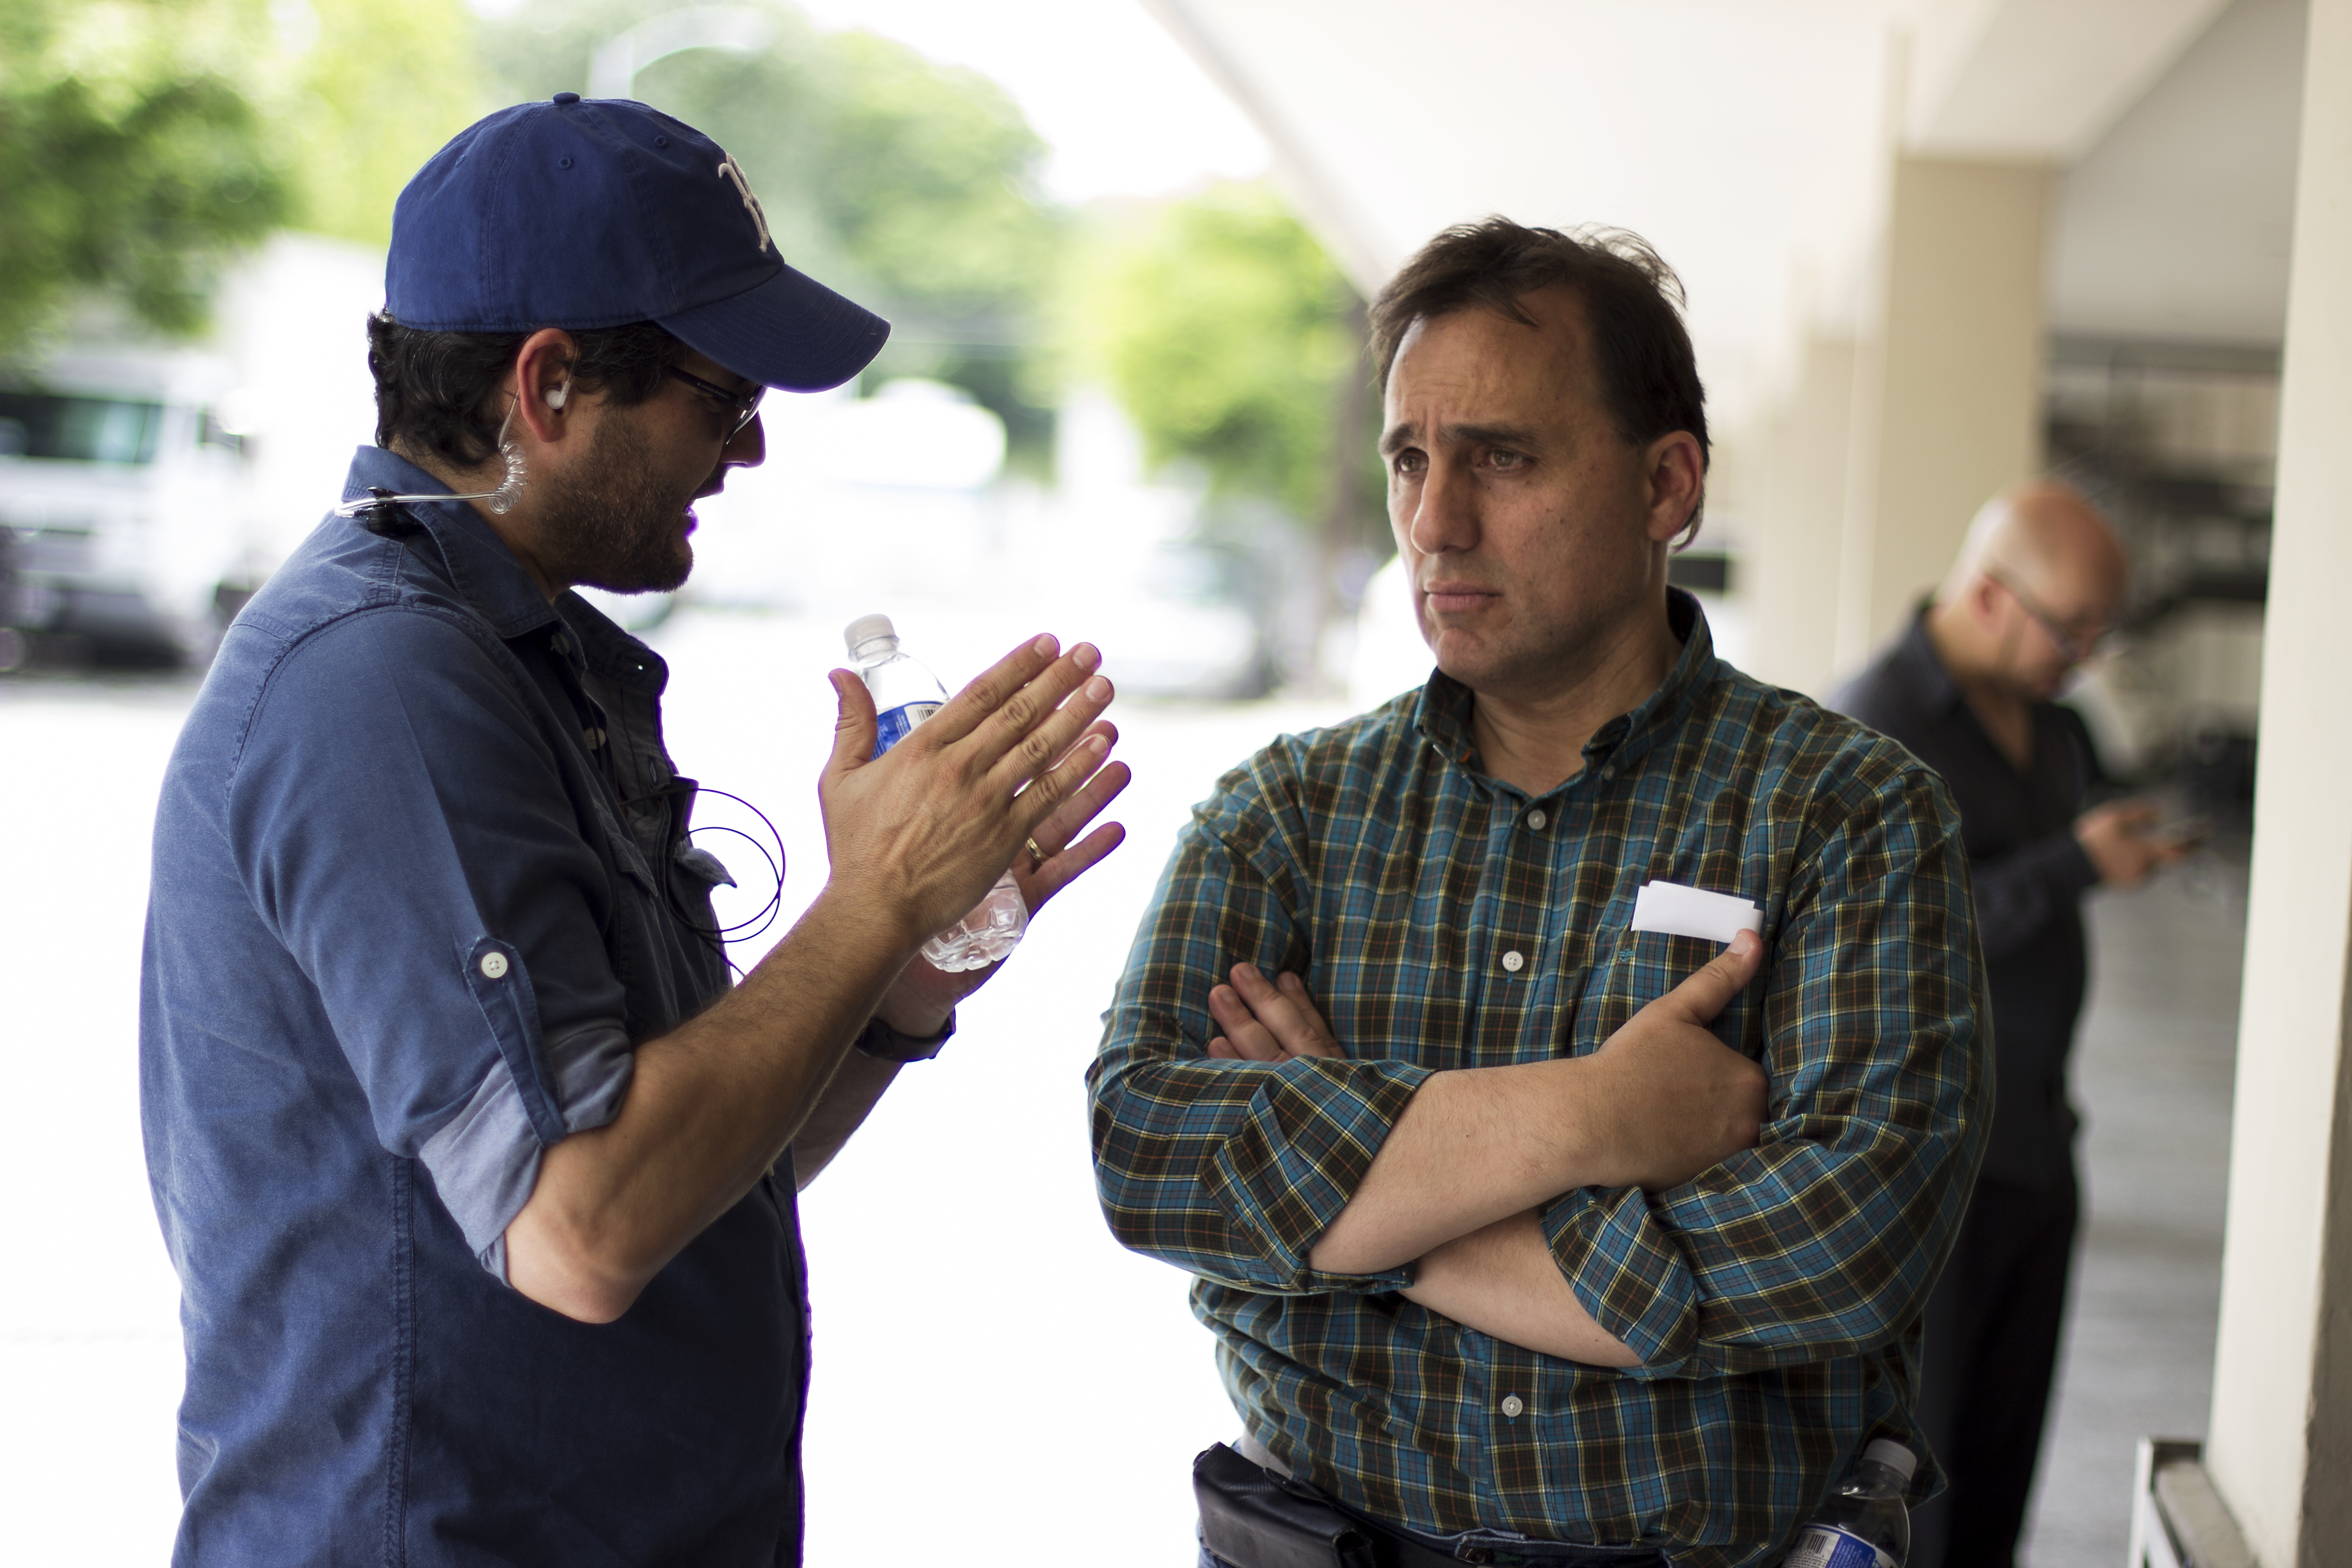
left=1447, top=421, right=1542, bottom=450
left=1379, top=421, right=1421, bottom=457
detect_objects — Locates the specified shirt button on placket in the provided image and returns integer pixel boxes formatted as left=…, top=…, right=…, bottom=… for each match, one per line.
left=479, top=952, right=510, bottom=980
left=1501, top=950, right=1525, bottom=974
left=1525, top=808, right=1548, bottom=830
left=1500, top=1394, right=1525, bottom=1418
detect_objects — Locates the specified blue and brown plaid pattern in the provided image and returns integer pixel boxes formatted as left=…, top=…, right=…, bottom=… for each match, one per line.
left=1087, top=597, right=1987, bottom=1566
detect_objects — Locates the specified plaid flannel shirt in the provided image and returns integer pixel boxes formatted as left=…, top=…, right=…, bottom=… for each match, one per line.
left=1087, top=593, right=1987, bottom=1566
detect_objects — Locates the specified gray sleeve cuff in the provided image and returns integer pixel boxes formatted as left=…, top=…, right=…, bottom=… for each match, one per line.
left=417, top=1017, right=635, bottom=1283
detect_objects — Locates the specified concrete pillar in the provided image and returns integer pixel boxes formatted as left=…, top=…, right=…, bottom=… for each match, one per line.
left=2205, top=2, right=2352, bottom=1558
left=1835, top=156, right=2051, bottom=673
left=1746, top=333, right=1858, bottom=700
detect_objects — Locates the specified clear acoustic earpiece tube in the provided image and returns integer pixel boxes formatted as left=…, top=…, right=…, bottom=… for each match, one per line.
left=334, top=397, right=528, bottom=518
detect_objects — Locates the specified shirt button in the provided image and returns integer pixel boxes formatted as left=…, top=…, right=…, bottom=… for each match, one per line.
left=550, top=632, right=569, bottom=656
left=1501, top=1394, right=1525, bottom=1417
left=479, top=951, right=510, bottom=980
left=585, top=726, right=606, bottom=748
left=1599, top=765, right=1616, bottom=782
left=1501, top=950, right=1525, bottom=973
left=1526, top=809, right=1548, bottom=830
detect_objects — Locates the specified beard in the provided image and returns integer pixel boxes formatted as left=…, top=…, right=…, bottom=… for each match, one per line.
left=533, top=410, right=700, bottom=595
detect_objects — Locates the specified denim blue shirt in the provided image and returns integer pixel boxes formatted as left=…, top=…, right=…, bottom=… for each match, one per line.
left=141, top=447, right=809, bottom=1565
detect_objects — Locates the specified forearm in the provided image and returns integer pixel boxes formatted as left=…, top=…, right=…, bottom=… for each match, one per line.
left=1402, top=1210, right=1639, bottom=1367
left=508, top=884, right=917, bottom=1320
left=789, top=1049, right=904, bottom=1190
left=1307, top=1060, right=1606, bottom=1275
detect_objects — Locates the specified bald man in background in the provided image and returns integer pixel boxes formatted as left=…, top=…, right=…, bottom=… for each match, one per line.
left=1836, top=482, right=2189, bottom=1568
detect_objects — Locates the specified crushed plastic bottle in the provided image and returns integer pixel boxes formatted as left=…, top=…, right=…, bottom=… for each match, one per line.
left=1784, top=1440, right=1915, bottom=1568
left=844, top=613, right=1028, bottom=972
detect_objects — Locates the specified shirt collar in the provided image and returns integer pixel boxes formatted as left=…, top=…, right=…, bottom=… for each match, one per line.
left=1888, top=601, right=1965, bottom=717
left=339, top=446, right=561, bottom=640
left=1412, top=586, right=1719, bottom=792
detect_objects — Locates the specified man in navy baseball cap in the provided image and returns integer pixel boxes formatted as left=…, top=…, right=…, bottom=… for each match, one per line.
left=141, top=96, right=1129, bottom=1565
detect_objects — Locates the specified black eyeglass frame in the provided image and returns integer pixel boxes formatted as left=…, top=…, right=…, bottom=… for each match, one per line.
left=663, top=365, right=765, bottom=439
left=1985, top=567, right=2112, bottom=666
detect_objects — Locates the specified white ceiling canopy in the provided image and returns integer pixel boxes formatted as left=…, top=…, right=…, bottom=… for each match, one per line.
left=1147, top=0, right=2300, bottom=424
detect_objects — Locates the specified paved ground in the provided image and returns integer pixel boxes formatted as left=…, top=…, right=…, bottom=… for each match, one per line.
left=2020, top=840, right=2247, bottom=1566
left=0, top=615, right=2246, bottom=1564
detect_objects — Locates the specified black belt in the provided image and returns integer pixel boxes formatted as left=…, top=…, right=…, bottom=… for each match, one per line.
left=1195, top=1442, right=1667, bottom=1568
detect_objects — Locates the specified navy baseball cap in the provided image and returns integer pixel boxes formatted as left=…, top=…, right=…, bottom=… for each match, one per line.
left=386, top=93, right=889, bottom=392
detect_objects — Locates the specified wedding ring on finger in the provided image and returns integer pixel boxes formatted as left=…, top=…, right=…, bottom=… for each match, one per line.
left=1026, top=837, right=1048, bottom=866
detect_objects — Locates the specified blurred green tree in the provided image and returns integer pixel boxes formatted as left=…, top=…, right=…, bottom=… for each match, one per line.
left=1070, top=182, right=1365, bottom=523
left=481, top=0, right=1061, bottom=471
left=279, top=0, right=484, bottom=250
left=0, top=0, right=291, bottom=353
left=1066, top=181, right=1387, bottom=681
left=0, top=0, right=480, bottom=358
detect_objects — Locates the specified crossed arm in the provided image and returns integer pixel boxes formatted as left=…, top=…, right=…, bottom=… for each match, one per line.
left=1090, top=763, right=1983, bottom=1374
left=1201, top=942, right=1768, bottom=1365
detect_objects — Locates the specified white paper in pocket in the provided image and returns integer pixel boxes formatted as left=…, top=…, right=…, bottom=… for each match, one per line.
left=1628, top=880, right=1763, bottom=943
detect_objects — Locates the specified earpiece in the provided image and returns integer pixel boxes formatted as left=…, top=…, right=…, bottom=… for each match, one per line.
left=545, top=379, right=571, bottom=411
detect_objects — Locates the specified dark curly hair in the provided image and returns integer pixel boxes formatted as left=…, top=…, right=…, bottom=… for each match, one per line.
left=1369, top=218, right=1709, bottom=539
left=365, top=312, right=687, bottom=468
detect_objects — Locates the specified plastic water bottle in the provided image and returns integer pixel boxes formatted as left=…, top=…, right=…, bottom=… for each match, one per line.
left=1784, top=1440, right=1915, bottom=1568
left=844, top=614, right=1028, bottom=973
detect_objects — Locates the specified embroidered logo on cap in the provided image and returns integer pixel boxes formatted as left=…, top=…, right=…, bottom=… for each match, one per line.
left=715, top=156, right=773, bottom=255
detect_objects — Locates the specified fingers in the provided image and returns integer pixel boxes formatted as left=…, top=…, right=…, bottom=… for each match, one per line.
left=1030, top=738, right=1129, bottom=850
left=1010, top=725, right=1115, bottom=841
left=1018, top=821, right=1127, bottom=911
left=1207, top=980, right=1288, bottom=1061
left=988, top=665, right=1116, bottom=794
left=932, top=639, right=1108, bottom=783
left=1652, top=928, right=1765, bottom=1026
left=1218, top=964, right=1342, bottom=1058
left=824, top=669, right=877, bottom=778
left=909, top=634, right=1063, bottom=748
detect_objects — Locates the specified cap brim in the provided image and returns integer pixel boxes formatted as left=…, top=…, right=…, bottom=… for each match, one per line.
left=656, top=263, right=890, bottom=393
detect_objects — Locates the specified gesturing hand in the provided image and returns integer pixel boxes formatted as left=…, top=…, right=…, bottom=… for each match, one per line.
left=872, top=740, right=1133, bottom=1035
left=1205, top=964, right=1342, bottom=1061
left=820, top=633, right=1118, bottom=955
left=1575, top=930, right=1770, bottom=1191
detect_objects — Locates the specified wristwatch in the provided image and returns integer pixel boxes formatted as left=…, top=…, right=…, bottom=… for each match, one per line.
left=853, top=1008, right=957, bottom=1063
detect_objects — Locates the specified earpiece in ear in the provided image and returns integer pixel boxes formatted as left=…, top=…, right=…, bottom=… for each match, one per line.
left=546, top=380, right=571, bottom=411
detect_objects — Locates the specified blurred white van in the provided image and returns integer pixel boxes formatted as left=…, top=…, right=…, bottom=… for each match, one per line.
left=0, top=348, right=255, bottom=662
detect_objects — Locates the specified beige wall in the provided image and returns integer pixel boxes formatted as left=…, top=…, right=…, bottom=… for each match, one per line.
left=2206, top=0, right=2352, bottom=1558
left=1836, top=156, right=2052, bottom=673
left=1745, top=335, right=1858, bottom=700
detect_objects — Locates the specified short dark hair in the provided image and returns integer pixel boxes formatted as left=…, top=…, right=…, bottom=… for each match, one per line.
left=1369, top=218, right=1710, bottom=538
left=365, top=313, right=687, bottom=468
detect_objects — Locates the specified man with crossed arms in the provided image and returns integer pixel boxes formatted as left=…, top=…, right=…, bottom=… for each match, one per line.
left=1089, top=218, right=1988, bottom=1566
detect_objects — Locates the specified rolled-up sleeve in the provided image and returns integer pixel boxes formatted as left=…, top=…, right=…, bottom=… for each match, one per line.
left=1088, top=776, right=1428, bottom=1295
left=228, top=606, right=636, bottom=1282
left=1541, top=765, right=1989, bottom=1377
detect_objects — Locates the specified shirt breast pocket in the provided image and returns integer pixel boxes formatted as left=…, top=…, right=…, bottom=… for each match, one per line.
left=1580, top=928, right=1761, bottom=1058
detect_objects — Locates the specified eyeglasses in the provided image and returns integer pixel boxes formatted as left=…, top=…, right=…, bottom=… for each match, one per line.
left=663, top=365, right=765, bottom=439
left=1986, top=568, right=2111, bottom=665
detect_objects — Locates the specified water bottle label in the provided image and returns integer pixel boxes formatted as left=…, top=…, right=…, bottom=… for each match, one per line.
left=872, top=701, right=941, bottom=758
left=1784, top=1526, right=1897, bottom=1568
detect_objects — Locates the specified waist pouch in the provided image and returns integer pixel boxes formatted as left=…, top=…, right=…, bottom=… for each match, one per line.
left=1194, top=1442, right=1378, bottom=1568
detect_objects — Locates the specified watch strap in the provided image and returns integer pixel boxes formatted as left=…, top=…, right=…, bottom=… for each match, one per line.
left=854, top=1008, right=957, bottom=1063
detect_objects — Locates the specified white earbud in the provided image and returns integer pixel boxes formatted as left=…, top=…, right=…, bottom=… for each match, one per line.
left=545, top=379, right=571, bottom=411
